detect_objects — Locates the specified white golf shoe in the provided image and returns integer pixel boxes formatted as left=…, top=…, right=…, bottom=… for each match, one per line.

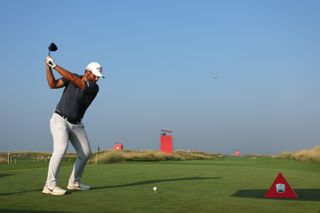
left=42, top=185, right=66, bottom=195
left=67, top=183, right=91, bottom=191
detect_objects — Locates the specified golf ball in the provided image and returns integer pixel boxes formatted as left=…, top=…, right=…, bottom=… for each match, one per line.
left=153, top=186, right=157, bottom=192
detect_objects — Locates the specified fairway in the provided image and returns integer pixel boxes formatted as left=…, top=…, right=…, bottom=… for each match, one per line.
left=0, top=157, right=319, bottom=213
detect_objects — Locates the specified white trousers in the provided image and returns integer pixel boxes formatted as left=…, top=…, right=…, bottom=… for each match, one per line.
left=45, top=113, right=92, bottom=187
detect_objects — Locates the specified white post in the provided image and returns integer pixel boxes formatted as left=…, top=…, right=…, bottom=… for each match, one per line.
left=7, top=153, right=10, bottom=165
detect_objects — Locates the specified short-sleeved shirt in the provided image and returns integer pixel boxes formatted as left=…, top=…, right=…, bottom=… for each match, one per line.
left=56, top=74, right=99, bottom=121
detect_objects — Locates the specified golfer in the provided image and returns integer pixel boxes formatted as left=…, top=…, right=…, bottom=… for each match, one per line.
left=42, top=56, right=104, bottom=195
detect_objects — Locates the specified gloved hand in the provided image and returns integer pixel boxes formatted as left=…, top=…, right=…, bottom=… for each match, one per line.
left=46, top=56, right=56, bottom=69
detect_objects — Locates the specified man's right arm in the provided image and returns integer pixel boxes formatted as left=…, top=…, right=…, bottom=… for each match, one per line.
left=46, top=63, right=65, bottom=89
left=45, top=56, right=85, bottom=89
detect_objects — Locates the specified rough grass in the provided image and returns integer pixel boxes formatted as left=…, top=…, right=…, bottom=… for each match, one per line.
left=0, top=151, right=77, bottom=165
left=89, top=150, right=222, bottom=164
left=3, top=146, right=320, bottom=165
left=278, top=146, right=320, bottom=162
left=0, top=150, right=221, bottom=165
left=0, top=155, right=6, bottom=164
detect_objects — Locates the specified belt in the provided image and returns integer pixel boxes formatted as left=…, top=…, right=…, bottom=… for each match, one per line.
left=55, top=110, right=81, bottom=124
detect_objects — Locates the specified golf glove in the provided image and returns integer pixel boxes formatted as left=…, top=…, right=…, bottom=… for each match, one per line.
left=46, top=56, right=56, bottom=69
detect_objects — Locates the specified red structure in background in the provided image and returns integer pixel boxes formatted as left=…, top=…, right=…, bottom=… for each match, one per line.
left=114, top=143, right=123, bottom=151
left=160, top=129, right=173, bottom=154
left=234, top=149, right=241, bottom=157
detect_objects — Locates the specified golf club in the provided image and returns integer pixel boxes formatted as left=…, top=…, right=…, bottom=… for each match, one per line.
left=48, top=42, right=58, bottom=56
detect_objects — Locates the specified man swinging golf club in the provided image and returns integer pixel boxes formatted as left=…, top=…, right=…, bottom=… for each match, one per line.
left=42, top=48, right=104, bottom=195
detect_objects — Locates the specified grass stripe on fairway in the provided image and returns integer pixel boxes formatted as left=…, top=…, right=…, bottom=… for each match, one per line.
left=0, top=157, right=319, bottom=213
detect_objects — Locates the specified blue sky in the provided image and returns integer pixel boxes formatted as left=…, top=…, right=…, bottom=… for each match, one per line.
left=0, top=0, right=320, bottom=154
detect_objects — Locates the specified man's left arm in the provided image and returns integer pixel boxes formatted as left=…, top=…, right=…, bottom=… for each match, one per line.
left=54, top=65, right=85, bottom=89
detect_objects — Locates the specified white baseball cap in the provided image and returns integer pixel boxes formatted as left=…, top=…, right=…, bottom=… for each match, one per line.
left=86, top=62, right=104, bottom=78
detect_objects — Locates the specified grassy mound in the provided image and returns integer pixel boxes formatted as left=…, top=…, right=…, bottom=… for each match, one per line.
left=278, top=146, right=320, bottom=162
left=89, top=150, right=222, bottom=164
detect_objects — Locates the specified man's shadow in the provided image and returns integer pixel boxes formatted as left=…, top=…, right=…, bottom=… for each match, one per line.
left=91, top=176, right=221, bottom=190
left=0, top=174, right=13, bottom=178
left=0, top=176, right=221, bottom=196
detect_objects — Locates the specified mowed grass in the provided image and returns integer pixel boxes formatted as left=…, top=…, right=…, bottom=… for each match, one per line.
left=0, top=157, right=320, bottom=213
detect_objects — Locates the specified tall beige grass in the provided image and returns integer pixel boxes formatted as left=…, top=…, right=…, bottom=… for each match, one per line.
left=0, top=151, right=77, bottom=164
left=93, top=151, right=125, bottom=164
left=278, top=146, right=320, bottom=162
left=89, top=150, right=221, bottom=164
left=1, top=150, right=222, bottom=165
left=0, top=155, right=7, bottom=164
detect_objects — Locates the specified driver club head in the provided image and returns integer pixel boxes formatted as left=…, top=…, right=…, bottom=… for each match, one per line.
left=48, top=42, right=58, bottom=56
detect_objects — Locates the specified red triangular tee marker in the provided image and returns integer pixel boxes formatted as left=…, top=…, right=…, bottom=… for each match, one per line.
left=265, top=172, right=298, bottom=199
